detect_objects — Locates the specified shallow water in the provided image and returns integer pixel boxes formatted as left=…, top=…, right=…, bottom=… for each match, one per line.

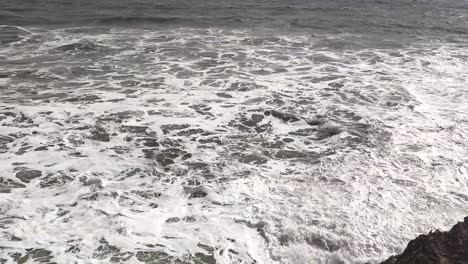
left=1, top=1, right=468, bottom=264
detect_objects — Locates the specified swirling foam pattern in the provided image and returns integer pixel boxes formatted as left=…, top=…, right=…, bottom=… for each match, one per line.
left=0, top=16, right=467, bottom=264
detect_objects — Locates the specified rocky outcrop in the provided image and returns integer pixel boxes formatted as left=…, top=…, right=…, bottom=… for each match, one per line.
left=382, top=217, right=468, bottom=264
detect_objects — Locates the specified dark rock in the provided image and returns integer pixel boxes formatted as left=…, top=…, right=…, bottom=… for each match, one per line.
left=381, top=217, right=468, bottom=264
left=15, top=169, right=42, bottom=183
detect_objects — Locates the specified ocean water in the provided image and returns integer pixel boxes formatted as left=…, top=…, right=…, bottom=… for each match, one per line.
left=1, top=0, right=468, bottom=263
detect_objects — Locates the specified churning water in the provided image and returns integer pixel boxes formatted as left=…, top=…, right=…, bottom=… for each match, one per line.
left=1, top=0, right=468, bottom=263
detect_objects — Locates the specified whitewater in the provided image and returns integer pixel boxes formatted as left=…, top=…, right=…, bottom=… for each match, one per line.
left=1, top=1, right=468, bottom=263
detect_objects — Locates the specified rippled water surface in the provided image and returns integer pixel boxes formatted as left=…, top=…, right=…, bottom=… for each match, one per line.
left=1, top=1, right=468, bottom=263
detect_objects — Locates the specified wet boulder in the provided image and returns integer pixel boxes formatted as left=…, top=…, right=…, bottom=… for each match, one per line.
left=381, top=217, right=468, bottom=264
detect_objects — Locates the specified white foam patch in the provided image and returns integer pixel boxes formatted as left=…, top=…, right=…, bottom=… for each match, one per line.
left=0, top=27, right=467, bottom=264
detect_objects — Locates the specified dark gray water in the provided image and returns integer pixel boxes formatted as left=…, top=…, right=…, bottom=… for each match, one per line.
left=2, top=0, right=468, bottom=42
left=1, top=1, right=468, bottom=264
